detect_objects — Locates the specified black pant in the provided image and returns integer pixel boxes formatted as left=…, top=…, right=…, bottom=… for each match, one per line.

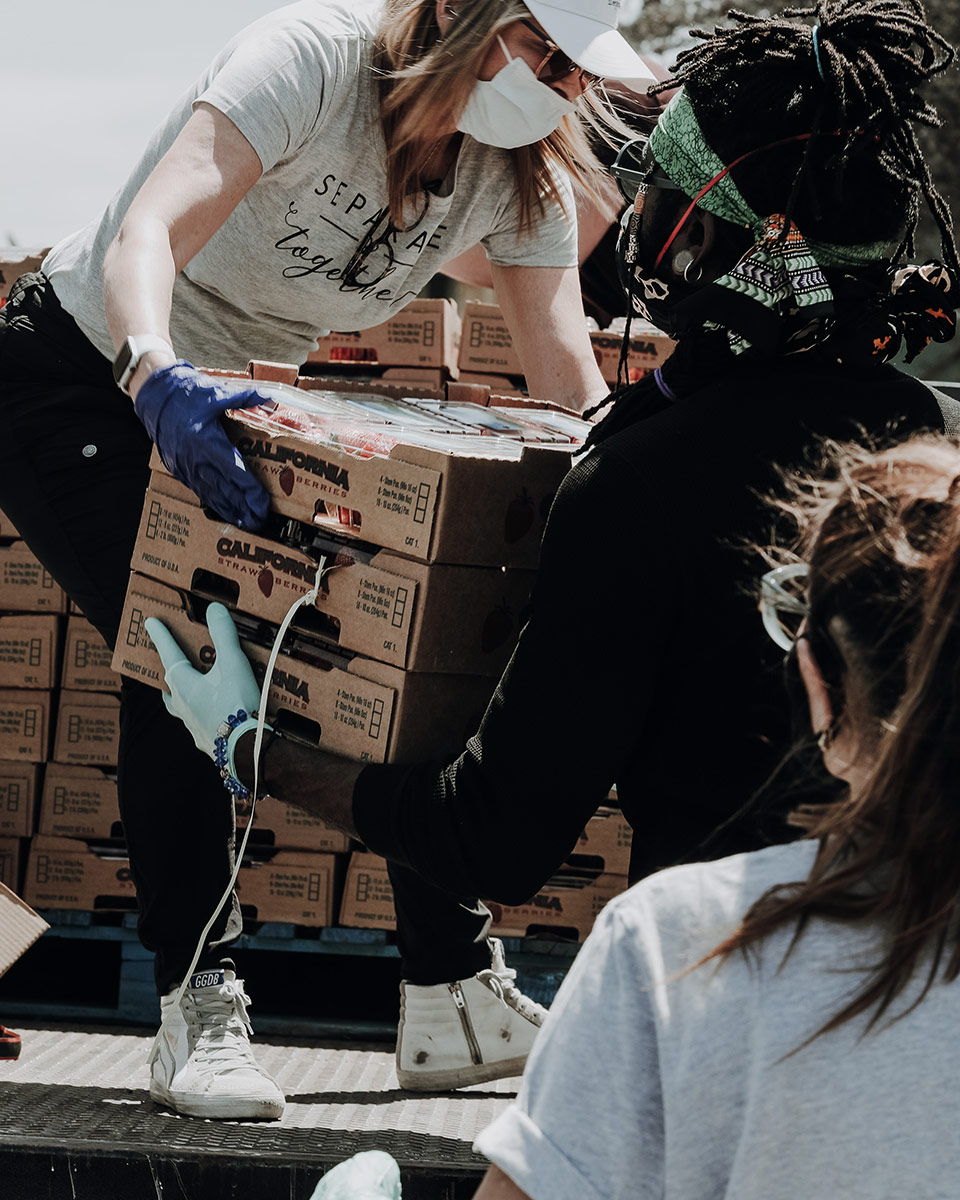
left=0, top=274, right=490, bottom=991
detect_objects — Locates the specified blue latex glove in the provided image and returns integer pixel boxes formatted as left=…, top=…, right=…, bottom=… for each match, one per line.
left=144, top=602, right=262, bottom=760
left=309, top=1152, right=401, bottom=1200
left=134, top=362, right=271, bottom=530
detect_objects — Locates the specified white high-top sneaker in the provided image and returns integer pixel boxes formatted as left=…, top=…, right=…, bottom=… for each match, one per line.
left=395, top=938, right=548, bottom=1091
left=149, top=968, right=285, bottom=1119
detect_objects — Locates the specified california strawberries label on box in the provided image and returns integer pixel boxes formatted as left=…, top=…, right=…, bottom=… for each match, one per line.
left=113, top=574, right=396, bottom=763
left=218, top=396, right=570, bottom=568
left=136, top=472, right=534, bottom=675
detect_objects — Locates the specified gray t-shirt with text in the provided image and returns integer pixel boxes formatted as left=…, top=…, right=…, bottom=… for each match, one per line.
left=476, top=840, right=960, bottom=1200
left=44, top=0, right=577, bottom=369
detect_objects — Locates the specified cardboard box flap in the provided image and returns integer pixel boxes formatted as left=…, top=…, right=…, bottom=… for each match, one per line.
left=0, top=881, right=48, bottom=979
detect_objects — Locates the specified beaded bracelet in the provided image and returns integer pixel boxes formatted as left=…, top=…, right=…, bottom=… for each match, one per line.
left=214, top=709, right=272, bottom=802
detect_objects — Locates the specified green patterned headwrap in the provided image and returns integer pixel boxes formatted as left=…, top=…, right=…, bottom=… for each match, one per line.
left=647, top=89, right=890, bottom=353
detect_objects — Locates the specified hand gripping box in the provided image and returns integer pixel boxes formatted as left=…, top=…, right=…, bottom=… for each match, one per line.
left=23, top=835, right=136, bottom=913
left=0, top=689, right=52, bottom=762
left=39, top=764, right=122, bottom=841
left=221, top=402, right=571, bottom=569
left=0, top=764, right=40, bottom=837
left=134, top=471, right=535, bottom=676
left=0, top=543, right=68, bottom=613
left=113, top=574, right=497, bottom=763
left=0, top=614, right=61, bottom=689
left=52, top=691, right=121, bottom=767
left=62, top=616, right=119, bottom=691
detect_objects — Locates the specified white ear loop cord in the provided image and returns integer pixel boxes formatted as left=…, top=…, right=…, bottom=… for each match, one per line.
left=148, top=554, right=333, bottom=1067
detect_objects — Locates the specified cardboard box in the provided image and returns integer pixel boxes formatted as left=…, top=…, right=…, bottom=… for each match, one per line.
left=456, top=372, right=527, bottom=398
left=486, top=873, right=627, bottom=941
left=340, top=817, right=631, bottom=938
left=0, top=837, right=23, bottom=891
left=0, top=505, right=20, bottom=541
left=134, top=473, right=534, bottom=675
left=39, top=764, right=122, bottom=841
left=0, top=247, right=48, bottom=302
left=568, top=806, right=633, bottom=878
left=113, top=575, right=497, bottom=763
left=62, top=616, right=118, bottom=692
left=223, top=404, right=570, bottom=569
left=339, top=850, right=397, bottom=929
left=0, top=614, right=61, bottom=689
left=23, top=835, right=136, bottom=912
left=0, top=689, right=52, bottom=762
left=237, top=795, right=350, bottom=854
left=52, top=690, right=120, bottom=767
left=0, top=764, right=40, bottom=838
left=459, top=302, right=675, bottom=387
left=235, top=849, right=338, bottom=925
left=0, top=881, right=48, bottom=981
left=306, top=298, right=460, bottom=375
left=0, top=542, right=68, bottom=613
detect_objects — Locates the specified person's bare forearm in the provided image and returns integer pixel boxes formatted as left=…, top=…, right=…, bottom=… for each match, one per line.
left=103, top=219, right=180, bottom=397
left=234, top=731, right=365, bottom=838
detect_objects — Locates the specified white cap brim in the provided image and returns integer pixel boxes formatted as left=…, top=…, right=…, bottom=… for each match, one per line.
left=523, top=0, right=657, bottom=85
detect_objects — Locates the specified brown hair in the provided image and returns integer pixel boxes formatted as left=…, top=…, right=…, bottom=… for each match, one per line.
left=372, top=0, right=632, bottom=231
left=706, top=435, right=960, bottom=1040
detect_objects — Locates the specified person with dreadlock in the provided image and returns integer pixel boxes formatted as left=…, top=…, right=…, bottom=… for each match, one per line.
left=146, top=0, right=960, bottom=1091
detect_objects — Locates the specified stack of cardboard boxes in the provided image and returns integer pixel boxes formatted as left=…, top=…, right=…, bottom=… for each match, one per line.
left=106, top=364, right=629, bottom=940
left=304, top=298, right=461, bottom=391
left=341, top=793, right=633, bottom=939
left=458, top=301, right=676, bottom=396
left=0, top=511, right=127, bottom=908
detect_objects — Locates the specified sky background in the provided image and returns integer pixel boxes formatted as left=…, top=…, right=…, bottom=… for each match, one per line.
left=2, top=0, right=278, bottom=246
left=2, top=0, right=647, bottom=249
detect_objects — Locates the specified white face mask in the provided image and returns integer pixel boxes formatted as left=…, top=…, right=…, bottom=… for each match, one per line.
left=457, top=35, right=577, bottom=149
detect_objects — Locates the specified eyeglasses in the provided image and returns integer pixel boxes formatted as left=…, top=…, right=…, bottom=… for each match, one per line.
left=518, top=18, right=601, bottom=91
left=342, top=210, right=401, bottom=290
left=759, top=563, right=811, bottom=652
left=610, top=136, right=685, bottom=205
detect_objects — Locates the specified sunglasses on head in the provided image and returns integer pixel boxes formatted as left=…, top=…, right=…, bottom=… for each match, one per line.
left=518, top=18, right=601, bottom=91
left=610, top=136, right=685, bottom=205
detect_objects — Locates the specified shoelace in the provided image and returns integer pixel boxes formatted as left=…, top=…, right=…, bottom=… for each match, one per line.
left=476, top=962, right=547, bottom=1024
left=182, top=979, right=260, bottom=1072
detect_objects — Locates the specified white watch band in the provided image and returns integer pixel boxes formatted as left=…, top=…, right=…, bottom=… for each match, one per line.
left=113, top=334, right=176, bottom=395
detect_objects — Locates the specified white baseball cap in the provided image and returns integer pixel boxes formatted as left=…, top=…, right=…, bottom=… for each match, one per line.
left=523, top=0, right=656, bottom=85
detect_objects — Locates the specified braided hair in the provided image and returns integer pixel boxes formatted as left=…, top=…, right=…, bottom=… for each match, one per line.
left=585, top=0, right=959, bottom=449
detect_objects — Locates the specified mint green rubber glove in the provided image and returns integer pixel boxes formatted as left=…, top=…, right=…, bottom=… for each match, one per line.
left=144, top=602, right=262, bottom=760
left=309, top=1152, right=401, bottom=1200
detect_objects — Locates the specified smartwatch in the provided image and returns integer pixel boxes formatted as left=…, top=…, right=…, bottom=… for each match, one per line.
left=112, top=335, right=176, bottom=395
